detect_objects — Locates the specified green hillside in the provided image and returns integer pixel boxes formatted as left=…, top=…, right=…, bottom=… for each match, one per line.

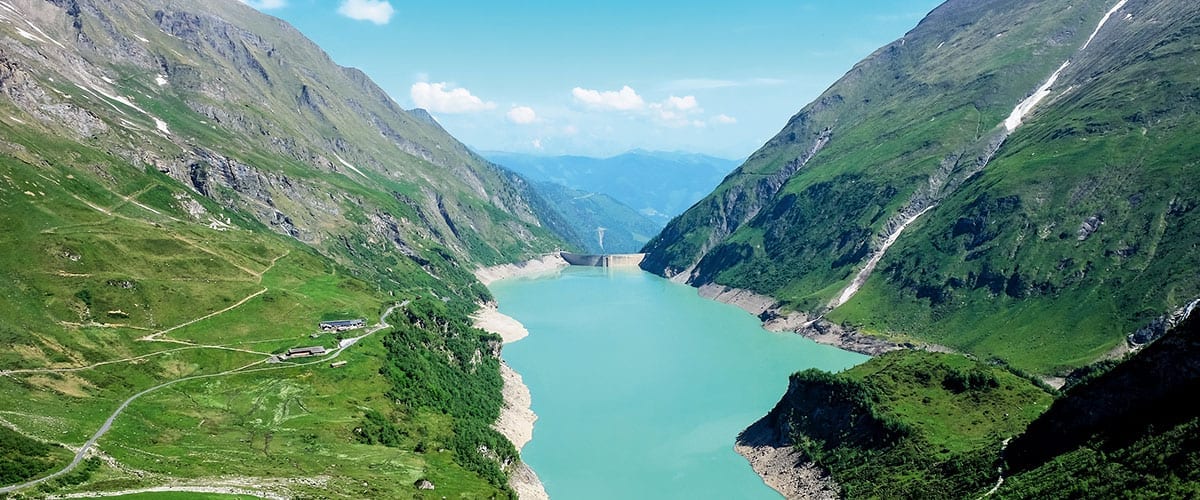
left=745, top=310, right=1200, bottom=498
left=0, top=0, right=571, bottom=496
left=531, top=182, right=661, bottom=254
left=642, top=0, right=1200, bottom=374
left=740, top=351, right=1053, bottom=498
left=998, top=312, right=1200, bottom=498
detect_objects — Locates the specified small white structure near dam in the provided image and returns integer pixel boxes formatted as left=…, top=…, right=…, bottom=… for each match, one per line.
left=560, top=252, right=646, bottom=268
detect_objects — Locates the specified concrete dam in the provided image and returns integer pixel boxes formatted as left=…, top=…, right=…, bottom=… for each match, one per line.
left=560, top=252, right=646, bottom=268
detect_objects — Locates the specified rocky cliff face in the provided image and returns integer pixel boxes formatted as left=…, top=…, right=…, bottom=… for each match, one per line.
left=0, top=0, right=569, bottom=281
left=642, top=0, right=1200, bottom=374
left=0, top=1, right=569, bottom=496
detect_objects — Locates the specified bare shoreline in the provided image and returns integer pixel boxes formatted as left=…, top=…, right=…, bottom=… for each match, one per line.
left=473, top=256, right=566, bottom=500
left=697, top=283, right=954, bottom=356
left=474, top=253, right=568, bottom=286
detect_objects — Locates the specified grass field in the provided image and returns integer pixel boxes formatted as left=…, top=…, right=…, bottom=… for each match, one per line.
left=0, top=142, right=510, bottom=497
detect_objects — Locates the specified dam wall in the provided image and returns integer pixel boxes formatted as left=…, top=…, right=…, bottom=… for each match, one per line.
left=560, top=252, right=646, bottom=268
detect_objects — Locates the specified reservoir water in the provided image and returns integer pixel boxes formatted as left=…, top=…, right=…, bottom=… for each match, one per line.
left=491, top=267, right=869, bottom=499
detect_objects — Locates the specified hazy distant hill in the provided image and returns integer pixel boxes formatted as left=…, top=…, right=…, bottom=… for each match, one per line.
left=486, top=150, right=738, bottom=227
left=532, top=182, right=662, bottom=254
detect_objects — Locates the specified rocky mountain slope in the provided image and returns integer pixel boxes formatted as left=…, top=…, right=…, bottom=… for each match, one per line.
left=2, top=0, right=569, bottom=275
left=642, top=0, right=1200, bottom=375
left=0, top=0, right=571, bottom=496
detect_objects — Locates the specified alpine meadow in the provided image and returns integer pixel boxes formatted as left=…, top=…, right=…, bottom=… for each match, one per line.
left=2, top=0, right=1199, bottom=499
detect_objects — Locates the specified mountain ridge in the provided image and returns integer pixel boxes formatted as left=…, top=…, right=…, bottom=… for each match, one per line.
left=485, top=149, right=738, bottom=227
left=0, top=0, right=573, bottom=496
left=642, top=0, right=1200, bottom=375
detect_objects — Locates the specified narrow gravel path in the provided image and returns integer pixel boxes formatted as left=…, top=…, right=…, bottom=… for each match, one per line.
left=0, top=302, right=402, bottom=494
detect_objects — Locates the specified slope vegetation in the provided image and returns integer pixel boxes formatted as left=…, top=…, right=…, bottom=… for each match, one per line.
left=643, top=0, right=1200, bottom=374
left=999, top=312, right=1200, bottom=498
left=0, top=0, right=570, bottom=496
left=740, top=351, right=1052, bottom=498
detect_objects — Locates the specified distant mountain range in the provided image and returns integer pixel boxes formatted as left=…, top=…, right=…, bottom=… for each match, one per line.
left=485, top=150, right=738, bottom=227
left=529, top=182, right=662, bottom=254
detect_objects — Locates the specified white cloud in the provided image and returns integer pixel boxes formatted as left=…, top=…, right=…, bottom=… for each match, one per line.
left=240, top=0, right=286, bottom=9
left=507, top=106, right=537, bottom=124
left=713, top=114, right=737, bottom=124
left=563, top=124, right=579, bottom=135
left=650, top=95, right=703, bottom=126
left=531, top=138, right=543, bottom=150
left=572, top=85, right=645, bottom=111
left=664, top=95, right=699, bottom=112
left=337, top=0, right=395, bottom=25
left=410, top=82, right=496, bottom=113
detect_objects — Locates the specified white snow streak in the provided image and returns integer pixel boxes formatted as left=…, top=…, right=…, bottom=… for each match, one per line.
left=1003, top=61, right=1071, bottom=132
left=1081, top=0, right=1129, bottom=51
left=1004, top=0, right=1128, bottom=132
left=832, top=206, right=934, bottom=309
left=332, top=153, right=367, bottom=178
left=15, top=27, right=40, bottom=42
left=23, top=18, right=64, bottom=48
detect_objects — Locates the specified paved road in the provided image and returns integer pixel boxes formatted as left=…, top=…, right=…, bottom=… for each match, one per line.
left=0, top=302, right=404, bottom=494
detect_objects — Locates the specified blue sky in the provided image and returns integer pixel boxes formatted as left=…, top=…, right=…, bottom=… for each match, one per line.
left=245, top=0, right=944, bottom=158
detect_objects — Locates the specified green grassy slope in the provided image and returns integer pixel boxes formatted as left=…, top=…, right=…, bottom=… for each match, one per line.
left=832, top=0, right=1200, bottom=373
left=741, top=351, right=1053, bottom=498
left=642, top=0, right=1200, bottom=374
left=997, top=312, right=1200, bottom=498
left=0, top=0, right=572, bottom=496
left=0, top=147, right=512, bottom=497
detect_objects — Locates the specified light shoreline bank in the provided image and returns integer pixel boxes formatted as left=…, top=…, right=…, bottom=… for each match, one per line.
left=734, top=443, right=839, bottom=500
left=472, top=305, right=530, bottom=344
left=474, top=257, right=561, bottom=500
left=697, top=283, right=954, bottom=356
left=475, top=253, right=568, bottom=286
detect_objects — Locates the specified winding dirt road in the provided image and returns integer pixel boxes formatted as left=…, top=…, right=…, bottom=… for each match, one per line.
left=0, top=302, right=404, bottom=495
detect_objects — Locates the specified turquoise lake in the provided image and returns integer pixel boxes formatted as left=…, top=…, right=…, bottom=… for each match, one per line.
left=491, top=267, right=869, bottom=499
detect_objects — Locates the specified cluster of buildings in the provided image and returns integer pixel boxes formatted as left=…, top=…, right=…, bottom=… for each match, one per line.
left=278, top=318, right=367, bottom=365
left=319, top=319, right=365, bottom=331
